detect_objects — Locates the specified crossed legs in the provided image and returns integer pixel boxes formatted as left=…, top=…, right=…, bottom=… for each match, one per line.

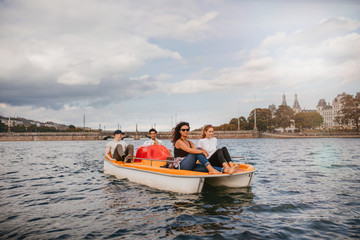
left=207, top=147, right=239, bottom=174
left=112, top=144, right=134, bottom=161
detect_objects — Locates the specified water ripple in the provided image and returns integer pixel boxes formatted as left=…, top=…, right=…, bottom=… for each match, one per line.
left=0, top=139, right=359, bottom=239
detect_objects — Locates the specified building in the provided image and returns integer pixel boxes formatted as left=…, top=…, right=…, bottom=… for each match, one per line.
left=281, top=94, right=287, bottom=106
left=268, top=104, right=276, bottom=115
left=293, top=94, right=301, bottom=114
left=316, top=92, right=347, bottom=129
left=271, top=94, right=299, bottom=132
left=270, top=94, right=302, bottom=114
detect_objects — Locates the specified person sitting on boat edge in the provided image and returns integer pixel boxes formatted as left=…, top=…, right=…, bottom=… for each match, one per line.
left=143, top=128, right=173, bottom=157
left=143, top=128, right=164, bottom=146
left=171, top=121, right=233, bottom=174
left=105, top=130, right=134, bottom=162
left=197, top=125, right=239, bottom=174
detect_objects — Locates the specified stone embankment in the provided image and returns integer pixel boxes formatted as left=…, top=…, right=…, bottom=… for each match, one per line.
left=0, top=132, right=102, bottom=141
left=1, top=131, right=358, bottom=141
left=0, top=130, right=255, bottom=141
left=261, top=132, right=360, bottom=138
left=162, top=131, right=254, bottom=139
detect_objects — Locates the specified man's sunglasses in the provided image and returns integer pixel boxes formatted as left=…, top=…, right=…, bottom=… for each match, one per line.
left=181, top=128, right=190, bottom=132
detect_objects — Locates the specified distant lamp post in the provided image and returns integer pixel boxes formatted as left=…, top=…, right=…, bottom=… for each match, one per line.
left=7, top=101, right=11, bottom=133
left=253, top=95, right=257, bottom=131
left=253, top=108, right=257, bottom=130
left=237, top=101, right=240, bottom=130
left=7, top=119, right=11, bottom=133
left=83, top=114, right=85, bottom=132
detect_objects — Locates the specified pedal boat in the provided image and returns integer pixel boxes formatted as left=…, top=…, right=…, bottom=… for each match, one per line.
left=104, top=145, right=255, bottom=194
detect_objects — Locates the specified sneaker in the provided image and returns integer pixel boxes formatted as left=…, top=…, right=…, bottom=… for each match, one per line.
left=124, top=154, right=133, bottom=163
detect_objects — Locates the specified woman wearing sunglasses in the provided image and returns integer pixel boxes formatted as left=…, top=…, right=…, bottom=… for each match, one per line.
left=197, top=125, right=239, bottom=174
left=170, top=121, right=232, bottom=174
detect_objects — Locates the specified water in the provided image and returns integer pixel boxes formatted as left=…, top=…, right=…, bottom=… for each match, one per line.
left=0, top=138, right=359, bottom=239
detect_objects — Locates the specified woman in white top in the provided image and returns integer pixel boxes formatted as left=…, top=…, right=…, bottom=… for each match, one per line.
left=197, top=125, right=239, bottom=174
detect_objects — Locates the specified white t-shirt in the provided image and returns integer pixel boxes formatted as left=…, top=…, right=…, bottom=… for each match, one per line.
left=106, top=140, right=128, bottom=156
left=142, top=138, right=164, bottom=146
left=197, top=137, right=217, bottom=159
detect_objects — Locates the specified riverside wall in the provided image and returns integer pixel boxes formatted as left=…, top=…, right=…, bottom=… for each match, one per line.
left=157, top=130, right=254, bottom=140
left=0, top=132, right=103, bottom=141
left=261, top=132, right=360, bottom=138
left=0, top=130, right=254, bottom=141
left=1, top=131, right=359, bottom=142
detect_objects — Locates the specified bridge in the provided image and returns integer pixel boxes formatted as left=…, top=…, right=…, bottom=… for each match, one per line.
left=0, top=130, right=256, bottom=141
left=100, top=130, right=258, bottom=140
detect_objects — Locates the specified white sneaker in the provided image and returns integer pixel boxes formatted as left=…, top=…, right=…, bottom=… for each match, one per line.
left=124, top=154, right=133, bottom=163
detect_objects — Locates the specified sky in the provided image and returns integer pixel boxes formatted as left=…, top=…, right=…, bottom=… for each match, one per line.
left=0, top=0, right=359, bottom=131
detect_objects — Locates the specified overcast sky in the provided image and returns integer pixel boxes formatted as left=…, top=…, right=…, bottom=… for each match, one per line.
left=1, top=0, right=359, bottom=131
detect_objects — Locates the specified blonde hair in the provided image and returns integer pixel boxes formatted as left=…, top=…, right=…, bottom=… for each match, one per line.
left=201, top=125, right=213, bottom=138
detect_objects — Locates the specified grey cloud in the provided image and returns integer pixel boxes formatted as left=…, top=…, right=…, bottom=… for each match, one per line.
left=0, top=0, right=218, bottom=110
left=0, top=75, right=159, bottom=109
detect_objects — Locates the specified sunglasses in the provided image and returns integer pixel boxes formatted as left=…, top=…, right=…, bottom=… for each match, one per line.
left=181, top=128, right=190, bottom=132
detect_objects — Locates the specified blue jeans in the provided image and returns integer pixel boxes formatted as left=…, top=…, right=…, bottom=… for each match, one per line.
left=180, top=153, right=223, bottom=172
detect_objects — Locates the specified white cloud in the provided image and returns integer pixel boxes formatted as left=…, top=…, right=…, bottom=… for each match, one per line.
left=164, top=79, right=216, bottom=94
left=0, top=0, right=215, bottom=87
left=1, top=0, right=359, bottom=131
left=163, top=17, right=360, bottom=94
left=261, top=31, right=288, bottom=48
left=155, top=73, right=172, bottom=81
left=57, top=71, right=98, bottom=85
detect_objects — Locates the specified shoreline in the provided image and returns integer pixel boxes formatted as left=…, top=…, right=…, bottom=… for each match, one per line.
left=0, top=131, right=359, bottom=141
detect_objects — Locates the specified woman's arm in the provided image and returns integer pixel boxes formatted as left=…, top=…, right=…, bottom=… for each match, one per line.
left=175, top=140, right=204, bottom=154
left=191, top=140, right=208, bottom=157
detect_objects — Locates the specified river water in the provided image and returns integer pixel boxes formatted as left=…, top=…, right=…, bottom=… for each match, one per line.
left=0, top=138, right=359, bottom=239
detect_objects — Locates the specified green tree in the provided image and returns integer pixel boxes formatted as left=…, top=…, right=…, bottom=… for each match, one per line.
left=12, top=125, right=27, bottom=132
left=239, top=116, right=247, bottom=130
left=335, top=94, right=360, bottom=131
left=274, top=105, right=294, bottom=131
left=229, top=116, right=247, bottom=130
left=294, top=112, right=323, bottom=129
left=0, top=121, right=7, bottom=132
left=248, top=108, right=273, bottom=131
left=37, top=125, right=57, bottom=132
left=66, top=125, right=83, bottom=132
left=27, top=124, right=38, bottom=132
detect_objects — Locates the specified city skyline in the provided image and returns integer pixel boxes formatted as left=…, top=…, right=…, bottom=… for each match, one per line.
left=2, top=91, right=358, bottom=131
left=1, top=0, right=359, bottom=131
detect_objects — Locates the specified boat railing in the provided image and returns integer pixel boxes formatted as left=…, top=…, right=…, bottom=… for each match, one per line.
left=132, top=157, right=180, bottom=169
left=133, top=156, right=248, bottom=166
left=231, top=156, right=247, bottom=164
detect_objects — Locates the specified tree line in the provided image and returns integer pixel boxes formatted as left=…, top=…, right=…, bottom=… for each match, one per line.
left=1, top=94, right=358, bottom=133
left=213, top=93, right=360, bottom=132
left=0, top=123, right=85, bottom=133
left=214, top=107, right=323, bottom=132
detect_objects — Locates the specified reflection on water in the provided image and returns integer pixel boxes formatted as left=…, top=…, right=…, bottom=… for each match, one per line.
left=101, top=174, right=256, bottom=238
left=0, top=138, right=359, bottom=239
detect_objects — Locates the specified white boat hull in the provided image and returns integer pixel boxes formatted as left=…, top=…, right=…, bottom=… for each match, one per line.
left=104, top=160, right=205, bottom=194
left=104, top=160, right=255, bottom=194
left=205, top=172, right=254, bottom=187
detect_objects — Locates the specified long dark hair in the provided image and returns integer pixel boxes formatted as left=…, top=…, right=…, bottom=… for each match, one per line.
left=171, top=121, right=189, bottom=144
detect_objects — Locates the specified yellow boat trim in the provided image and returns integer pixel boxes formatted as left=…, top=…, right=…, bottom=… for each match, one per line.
left=104, top=157, right=255, bottom=177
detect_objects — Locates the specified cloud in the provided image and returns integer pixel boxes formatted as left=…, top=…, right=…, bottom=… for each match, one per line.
left=1, top=0, right=359, bottom=130
left=0, top=0, right=217, bottom=108
left=165, top=17, right=360, bottom=94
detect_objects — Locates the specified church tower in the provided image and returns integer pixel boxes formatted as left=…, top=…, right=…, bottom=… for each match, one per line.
left=281, top=94, right=287, bottom=106
left=293, top=94, right=301, bottom=114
